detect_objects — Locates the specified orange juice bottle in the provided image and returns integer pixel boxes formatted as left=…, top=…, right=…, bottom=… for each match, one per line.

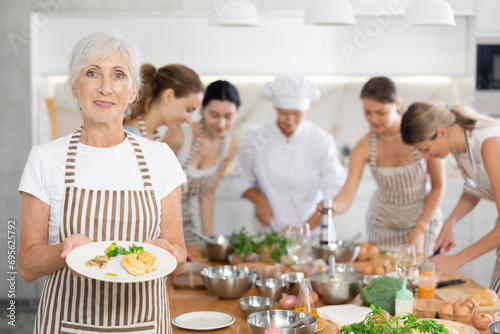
left=418, top=261, right=435, bottom=299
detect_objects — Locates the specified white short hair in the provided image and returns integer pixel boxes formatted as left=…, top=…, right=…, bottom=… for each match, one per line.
left=66, top=30, right=142, bottom=113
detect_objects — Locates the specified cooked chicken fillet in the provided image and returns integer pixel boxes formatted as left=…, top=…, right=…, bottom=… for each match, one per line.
left=122, top=251, right=158, bottom=276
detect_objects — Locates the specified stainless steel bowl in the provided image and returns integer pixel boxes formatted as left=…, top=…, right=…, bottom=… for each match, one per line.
left=330, top=264, right=358, bottom=273
left=490, top=321, right=500, bottom=334
left=201, top=265, right=257, bottom=299
left=256, top=278, right=284, bottom=300
left=309, top=271, right=363, bottom=304
left=312, top=241, right=360, bottom=263
left=247, top=310, right=316, bottom=334
left=202, top=234, right=232, bottom=262
left=238, top=296, right=276, bottom=318
left=280, top=272, right=305, bottom=296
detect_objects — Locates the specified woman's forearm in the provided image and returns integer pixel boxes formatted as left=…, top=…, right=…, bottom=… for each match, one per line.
left=456, top=223, right=500, bottom=267
left=199, top=193, right=215, bottom=236
left=18, top=243, right=66, bottom=282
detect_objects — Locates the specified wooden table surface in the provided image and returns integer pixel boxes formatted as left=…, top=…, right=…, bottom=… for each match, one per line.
left=169, top=262, right=498, bottom=334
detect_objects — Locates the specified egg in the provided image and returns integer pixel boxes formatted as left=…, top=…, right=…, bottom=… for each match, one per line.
left=374, top=262, right=386, bottom=275
left=456, top=306, right=470, bottom=316
left=360, top=263, right=374, bottom=275
left=439, top=304, right=453, bottom=315
left=464, top=297, right=477, bottom=308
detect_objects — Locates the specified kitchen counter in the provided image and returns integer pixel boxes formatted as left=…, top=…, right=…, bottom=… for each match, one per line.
left=168, top=261, right=497, bottom=334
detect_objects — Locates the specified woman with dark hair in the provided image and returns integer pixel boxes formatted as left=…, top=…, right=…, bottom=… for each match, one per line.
left=124, top=63, right=204, bottom=139
left=331, top=77, right=445, bottom=255
left=401, top=102, right=500, bottom=292
left=163, top=80, right=240, bottom=249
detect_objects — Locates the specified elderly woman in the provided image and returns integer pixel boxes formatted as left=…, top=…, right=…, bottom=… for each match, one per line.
left=18, top=31, right=187, bottom=333
left=236, top=75, right=346, bottom=236
left=123, top=63, right=204, bottom=139
left=164, top=80, right=241, bottom=248
left=401, top=102, right=500, bottom=293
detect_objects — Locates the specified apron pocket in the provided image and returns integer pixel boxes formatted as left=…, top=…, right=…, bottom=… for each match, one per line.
left=60, top=319, right=156, bottom=333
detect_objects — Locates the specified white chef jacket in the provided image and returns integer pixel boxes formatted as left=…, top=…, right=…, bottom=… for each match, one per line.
left=236, top=120, right=347, bottom=233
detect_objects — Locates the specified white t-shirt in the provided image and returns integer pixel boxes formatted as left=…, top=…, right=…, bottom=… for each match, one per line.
left=18, top=132, right=186, bottom=245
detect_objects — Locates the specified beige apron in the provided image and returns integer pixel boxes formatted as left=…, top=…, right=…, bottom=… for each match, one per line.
left=34, top=129, right=171, bottom=333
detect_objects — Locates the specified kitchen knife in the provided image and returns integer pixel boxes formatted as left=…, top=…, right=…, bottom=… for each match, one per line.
left=436, top=279, right=466, bottom=288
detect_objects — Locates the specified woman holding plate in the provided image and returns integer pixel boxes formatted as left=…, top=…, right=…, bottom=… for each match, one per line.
left=18, top=31, right=187, bottom=333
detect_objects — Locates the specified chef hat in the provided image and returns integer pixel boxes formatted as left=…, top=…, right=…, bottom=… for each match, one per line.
left=261, top=75, right=321, bottom=111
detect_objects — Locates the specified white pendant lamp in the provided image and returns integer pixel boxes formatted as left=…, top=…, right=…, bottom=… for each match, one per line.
left=208, top=0, right=259, bottom=27
left=406, top=0, right=456, bottom=26
left=305, top=0, right=356, bottom=26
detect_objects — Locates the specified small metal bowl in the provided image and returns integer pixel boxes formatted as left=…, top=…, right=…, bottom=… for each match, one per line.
left=280, top=272, right=305, bottom=296
left=201, top=265, right=257, bottom=299
left=202, top=234, right=232, bottom=262
left=490, top=321, right=500, bottom=334
left=247, top=310, right=316, bottom=334
left=309, top=271, right=363, bottom=304
left=256, top=278, right=284, bottom=300
left=238, top=296, right=276, bottom=318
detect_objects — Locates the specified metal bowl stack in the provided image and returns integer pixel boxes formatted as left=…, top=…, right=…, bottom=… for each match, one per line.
left=255, top=278, right=284, bottom=300
left=309, top=271, right=363, bottom=304
left=312, top=241, right=360, bottom=263
left=201, top=265, right=257, bottom=299
left=279, top=272, right=305, bottom=296
left=247, top=310, right=316, bottom=334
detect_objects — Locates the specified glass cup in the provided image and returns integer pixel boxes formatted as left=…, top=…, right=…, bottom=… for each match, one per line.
left=285, top=223, right=312, bottom=267
left=495, top=311, right=500, bottom=322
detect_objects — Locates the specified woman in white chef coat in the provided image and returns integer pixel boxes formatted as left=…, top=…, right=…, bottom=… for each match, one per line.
left=123, top=63, right=204, bottom=140
left=331, top=77, right=445, bottom=255
left=18, top=31, right=187, bottom=333
left=401, top=102, right=500, bottom=293
left=236, top=75, right=347, bottom=235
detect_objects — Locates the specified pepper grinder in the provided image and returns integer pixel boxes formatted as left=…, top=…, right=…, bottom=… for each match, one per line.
left=319, top=198, right=337, bottom=244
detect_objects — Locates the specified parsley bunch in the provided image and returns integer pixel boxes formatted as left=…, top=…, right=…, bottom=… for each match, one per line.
left=230, top=228, right=287, bottom=263
left=338, top=306, right=449, bottom=334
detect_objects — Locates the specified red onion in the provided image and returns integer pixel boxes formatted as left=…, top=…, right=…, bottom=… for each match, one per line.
left=279, top=294, right=297, bottom=310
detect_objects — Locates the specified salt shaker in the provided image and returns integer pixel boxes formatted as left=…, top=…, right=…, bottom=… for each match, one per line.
left=395, top=279, right=414, bottom=315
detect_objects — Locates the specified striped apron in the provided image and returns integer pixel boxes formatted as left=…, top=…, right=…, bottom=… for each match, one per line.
left=34, top=129, right=170, bottom=333
left=457, top=130, right=500, bottom=293
left=180, top=125, right=230, bottom=246
left=366, top=132, right=442, bottom=256
left=138, top=116, right=161, bottom=141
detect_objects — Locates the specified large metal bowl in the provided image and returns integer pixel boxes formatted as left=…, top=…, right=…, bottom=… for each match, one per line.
left=309, top=271, right=363, bottom=304
left=490, top=321, right=500, bottom=334
left=256, top=278, right=285, bottom=300
left=280, top=272, right=305, bottom=296
left=202, top=234, right=232, bottom=262
left=238, top=296, right=276, bottom=318
left=312, top=241, right=360, bottom=263
left=247, top=310, right=316, bottom=334
left=201, top=265, right=257, bottom=299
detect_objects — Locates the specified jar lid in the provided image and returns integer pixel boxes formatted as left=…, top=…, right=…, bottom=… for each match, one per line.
left=419, top=260, right=435, bottom=272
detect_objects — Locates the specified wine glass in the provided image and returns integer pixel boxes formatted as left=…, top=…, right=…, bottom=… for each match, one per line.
left=395, top=244, right=417, bottom=288
left=285, top=223, right=312, bottom=267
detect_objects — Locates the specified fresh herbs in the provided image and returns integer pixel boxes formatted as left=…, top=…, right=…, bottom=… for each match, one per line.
left=230, top=228, right=287, bottom=263
left=338, top=306, right=449, bottom=334
left=104, top=242, right=144, bottom=257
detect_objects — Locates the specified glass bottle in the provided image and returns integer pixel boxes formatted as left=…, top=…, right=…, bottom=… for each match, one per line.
left=294, top=278, right=318, bottom=318
left=418, top=261, right=435, bottom=299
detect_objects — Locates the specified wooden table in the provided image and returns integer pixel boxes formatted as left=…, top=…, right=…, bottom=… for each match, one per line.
left=169, top=264, right=497, bottom=334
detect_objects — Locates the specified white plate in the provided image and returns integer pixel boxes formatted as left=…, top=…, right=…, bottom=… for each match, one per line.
left=172, top=311, right=235, bottom=331
left=66, top=241, right=177, bottom=283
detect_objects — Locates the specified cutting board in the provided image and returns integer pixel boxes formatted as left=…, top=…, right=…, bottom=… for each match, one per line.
left=434, top=287, right=500, bottom=312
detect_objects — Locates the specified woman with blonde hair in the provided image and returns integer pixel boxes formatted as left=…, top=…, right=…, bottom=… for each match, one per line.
left=124, top=63, right=204, bottom=139
left=332, top=77, right=445, bottom=255
left=401, top=102, right=500, bottom=293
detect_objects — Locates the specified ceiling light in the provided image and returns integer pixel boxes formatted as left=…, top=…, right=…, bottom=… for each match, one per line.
left=305, top=0, right=356, bottom=26
left=208, top=0, right=259, bottom=27
left=405, top=0, right=456, bottom=26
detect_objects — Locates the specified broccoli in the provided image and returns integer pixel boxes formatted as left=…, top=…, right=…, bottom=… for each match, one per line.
left=361, top=276, right=402, bottom=315
left=104, top=242, right=140, bottom=257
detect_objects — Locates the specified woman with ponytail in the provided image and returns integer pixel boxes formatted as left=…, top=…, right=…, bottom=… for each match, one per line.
left=401, top=102, right=500, bottom=293
left=124, top=63, right=204, bottom=139
left=163, top=80, right=240, bottom=253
